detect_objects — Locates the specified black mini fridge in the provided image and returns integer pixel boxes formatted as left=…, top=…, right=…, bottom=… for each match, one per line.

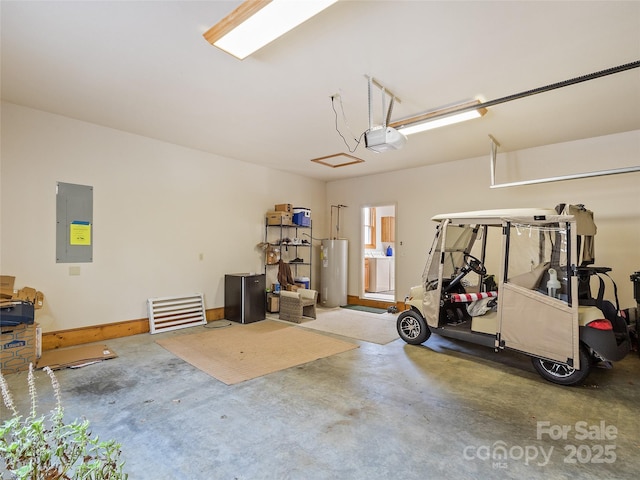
left=224, top=273, right=266, bottom=324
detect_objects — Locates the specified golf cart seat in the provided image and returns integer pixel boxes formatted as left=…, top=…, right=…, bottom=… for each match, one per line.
left=450, top=291, right=498, bottom=303
left=509, top=262, right=550, bottom=290
left=449, top=291, right=499, bottom=334
left=577, top=266, right=628, bottom=339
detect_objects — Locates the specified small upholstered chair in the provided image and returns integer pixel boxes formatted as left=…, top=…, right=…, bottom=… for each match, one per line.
left=279, top=289, right=318, bottom=323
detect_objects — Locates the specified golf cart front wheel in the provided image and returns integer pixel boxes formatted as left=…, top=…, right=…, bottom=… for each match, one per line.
left=397, top=310, right=431, bottom=345
left=531, top=346, right=591, bottom=386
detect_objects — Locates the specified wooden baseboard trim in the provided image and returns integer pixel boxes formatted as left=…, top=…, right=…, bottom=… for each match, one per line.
left=346, top=295, right=403, bottom=311
left=42, top=307, right=225, bottom=351
left=41, top=298, right=407, bottom=351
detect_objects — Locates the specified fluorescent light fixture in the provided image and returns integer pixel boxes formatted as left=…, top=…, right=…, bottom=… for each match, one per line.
left=203, top=0, right=338, bottom=60
left=398, top=110, right=484, bottom=135
left=390, top=99, right=487, bottom=136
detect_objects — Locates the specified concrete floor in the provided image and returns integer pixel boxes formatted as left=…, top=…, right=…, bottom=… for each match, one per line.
left=3, top=312, right=639, bottom=480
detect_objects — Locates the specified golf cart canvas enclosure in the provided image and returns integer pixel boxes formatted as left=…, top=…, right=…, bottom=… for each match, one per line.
left=398, top=204, right=630, bottom=385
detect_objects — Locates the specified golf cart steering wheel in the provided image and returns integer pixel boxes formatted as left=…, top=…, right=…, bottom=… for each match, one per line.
left=443, top=253, right=487, bottom=293
left=464, top=253, right=487, bottom=276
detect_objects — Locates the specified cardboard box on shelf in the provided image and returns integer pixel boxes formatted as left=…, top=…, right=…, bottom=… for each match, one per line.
left=275, top=203, right=293, bottom=213
left=266, top=211, right=292, bottom=226
left=1, top=323, right=36, bottom=374
left=0, top=275, right=15, bottom=299
left=286, top=284, right=299, bottom=292
left=267, top=294, right=279, bottom=313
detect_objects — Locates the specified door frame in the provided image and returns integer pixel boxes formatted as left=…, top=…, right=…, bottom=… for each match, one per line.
left=361, top=203, right=396, bottom=300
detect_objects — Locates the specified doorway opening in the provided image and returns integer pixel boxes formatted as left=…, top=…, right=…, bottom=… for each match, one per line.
left=362, top=205, right=395, bottom=302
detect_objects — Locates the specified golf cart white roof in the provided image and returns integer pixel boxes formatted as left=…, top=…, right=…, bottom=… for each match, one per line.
left=431, top=208, right=558, bottom=225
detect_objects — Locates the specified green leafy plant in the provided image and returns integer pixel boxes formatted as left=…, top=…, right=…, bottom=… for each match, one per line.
left=0, top=363, right=127, bottom=480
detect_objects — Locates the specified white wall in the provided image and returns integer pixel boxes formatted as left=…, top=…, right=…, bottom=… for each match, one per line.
left=0, top=102, right=327, bottom=332
left=327, top=130, right=640, bottom=307
left=2, top=102, right=638, bottom=333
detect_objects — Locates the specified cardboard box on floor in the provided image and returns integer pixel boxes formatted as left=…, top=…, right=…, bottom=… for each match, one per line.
left=1, top=323, right=36, bottom=374
left=37, top=344, right=118, bottom=370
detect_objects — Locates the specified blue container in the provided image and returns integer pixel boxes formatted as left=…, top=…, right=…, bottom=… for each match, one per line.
left=386, top=245, right=393, bottom=256
left=0, top=301, right=35, bottom=327
left=293, top=207, right=311, bottom=226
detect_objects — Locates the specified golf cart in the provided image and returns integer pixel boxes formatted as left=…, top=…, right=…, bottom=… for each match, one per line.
left=397, top=204, right=630, bottom=385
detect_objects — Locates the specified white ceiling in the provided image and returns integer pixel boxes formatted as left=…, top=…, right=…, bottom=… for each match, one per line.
left=2, top=1, right=639, bottom=182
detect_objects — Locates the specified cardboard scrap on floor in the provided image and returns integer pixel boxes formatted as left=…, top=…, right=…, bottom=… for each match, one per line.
left=37, top=344, right=117, bottom=370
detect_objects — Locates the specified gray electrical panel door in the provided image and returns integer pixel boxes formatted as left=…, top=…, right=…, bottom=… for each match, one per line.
left=56, top=182, right=93, bottom=263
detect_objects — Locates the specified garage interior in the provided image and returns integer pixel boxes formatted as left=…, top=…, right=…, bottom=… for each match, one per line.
left=1, top=1, right=639, bottom=479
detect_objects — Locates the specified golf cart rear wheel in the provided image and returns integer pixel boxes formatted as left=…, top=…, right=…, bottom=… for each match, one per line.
left=531, top=346, right=591, bottom=386
left=397, top=310, right=430, bottom=345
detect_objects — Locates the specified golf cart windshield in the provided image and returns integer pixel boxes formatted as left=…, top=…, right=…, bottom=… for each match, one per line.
left=423, top=223, right=478, bottom=288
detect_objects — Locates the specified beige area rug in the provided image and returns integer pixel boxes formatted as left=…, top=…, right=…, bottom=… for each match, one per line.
left=298, top=308, right=399, bottom=345
left=155, top=320, right=358, bottom=385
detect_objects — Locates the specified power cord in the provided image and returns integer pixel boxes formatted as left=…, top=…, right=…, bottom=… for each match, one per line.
left=331, top=95, right=364, bottom=153
left=302, top=232, right=323, bottom=243
left=205, top=320, right=233, bottom=329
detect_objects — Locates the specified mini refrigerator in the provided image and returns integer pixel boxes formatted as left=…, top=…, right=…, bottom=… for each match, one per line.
left=224, top=273, right=266, bottom=324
